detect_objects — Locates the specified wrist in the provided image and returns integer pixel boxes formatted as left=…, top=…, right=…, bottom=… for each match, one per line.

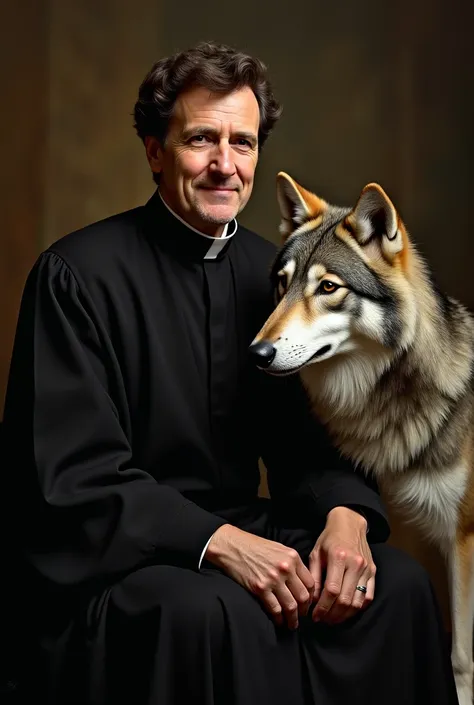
left=326, top=506, right=368, bottom=533
left=204, top=523, right=239, bottom=566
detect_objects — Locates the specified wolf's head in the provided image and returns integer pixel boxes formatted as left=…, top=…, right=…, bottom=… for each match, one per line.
left=250, top=172, right=421, bottom=381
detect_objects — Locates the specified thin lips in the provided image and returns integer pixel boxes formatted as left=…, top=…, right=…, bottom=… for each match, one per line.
left=199, top=186, right=239, bottom=191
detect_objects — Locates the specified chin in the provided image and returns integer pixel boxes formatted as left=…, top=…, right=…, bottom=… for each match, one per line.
left=199, top=204, right=239, bottom=225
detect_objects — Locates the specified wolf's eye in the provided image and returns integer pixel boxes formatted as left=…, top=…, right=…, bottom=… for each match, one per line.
left=319, top=280, right=339, bottom=294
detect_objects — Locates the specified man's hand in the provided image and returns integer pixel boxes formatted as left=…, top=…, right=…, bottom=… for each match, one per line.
left=205, top=524, right=315, bottom=630
left=309, top=506, right=376, bottom=624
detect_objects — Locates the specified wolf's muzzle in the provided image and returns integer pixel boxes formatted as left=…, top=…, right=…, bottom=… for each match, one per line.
left=248, top=340, right=276, bottom=368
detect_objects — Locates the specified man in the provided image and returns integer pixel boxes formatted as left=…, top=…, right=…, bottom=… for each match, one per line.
left=2, top=41, right=457, bottom=705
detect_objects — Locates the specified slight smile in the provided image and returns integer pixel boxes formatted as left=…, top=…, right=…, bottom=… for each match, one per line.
left=200, top=187, right=236, bottom=192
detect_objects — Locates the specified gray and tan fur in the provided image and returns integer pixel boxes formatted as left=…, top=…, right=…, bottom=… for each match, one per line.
left=251, top=172, right=474, bottom=705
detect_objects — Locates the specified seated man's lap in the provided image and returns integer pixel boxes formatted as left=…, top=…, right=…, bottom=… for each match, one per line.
left=108, top=530, right=433, bottom=635
left=108, top=563, right=272, bottom=629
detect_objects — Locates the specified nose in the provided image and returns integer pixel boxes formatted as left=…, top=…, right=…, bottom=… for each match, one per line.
left=248, top=340, right=276, bottom=368
left=210, top=143, right=236, bottom=178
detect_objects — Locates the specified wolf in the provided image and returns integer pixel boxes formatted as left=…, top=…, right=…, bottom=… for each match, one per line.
left=250, top=172, right=474, bottom=705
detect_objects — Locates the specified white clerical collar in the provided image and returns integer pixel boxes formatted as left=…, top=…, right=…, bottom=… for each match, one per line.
left=158, top=190, right=238, bottom=260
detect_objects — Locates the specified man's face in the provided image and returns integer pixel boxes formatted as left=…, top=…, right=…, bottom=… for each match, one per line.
left=145, top=85, right=260, bottom=237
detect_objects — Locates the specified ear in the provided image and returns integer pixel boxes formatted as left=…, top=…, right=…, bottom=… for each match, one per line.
left=349, top=183, right=404, bottom=262
left=144, top=136, right=163, bottom=176
left=276, top=172, right=327, bottom=242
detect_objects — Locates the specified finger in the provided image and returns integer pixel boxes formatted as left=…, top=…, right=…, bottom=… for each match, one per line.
left=274, top=583, right=300, bottom=630
left=308, top=548, right=323, bottom=603
left=261, top=590, right=283, bottom=627
left=287, top=570, right=313, bottom=617
left=361, top=573, right=376, bottom=610
left=329, top=563, right=376, bottom=624
left=296, top=560, right=316, bottom=596
left=326, top=573, right=370, bottom=624
left=323, top=554, right=368, bottom=624
left=312, top=550, right=345, bottom=622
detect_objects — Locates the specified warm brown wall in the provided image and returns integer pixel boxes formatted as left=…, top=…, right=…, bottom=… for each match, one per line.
left=0, top=1, right=48, bottom=414
left=0, top=1, right=160, bottom=415
left=42, top=0, right=158, bottom=246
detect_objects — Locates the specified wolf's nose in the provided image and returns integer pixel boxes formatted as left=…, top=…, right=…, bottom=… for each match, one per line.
left=248, top=340, right=276, bottom=368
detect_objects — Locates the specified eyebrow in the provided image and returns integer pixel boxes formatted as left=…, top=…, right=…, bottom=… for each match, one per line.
left=182, top=126, right=258, bottom=147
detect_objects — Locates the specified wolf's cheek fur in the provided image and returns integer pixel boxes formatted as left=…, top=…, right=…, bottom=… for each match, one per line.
left=350, top=298, right=387, bottom=345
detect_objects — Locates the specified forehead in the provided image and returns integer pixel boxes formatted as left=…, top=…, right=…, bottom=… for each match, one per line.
left=170, top=85, right=260, bottom=133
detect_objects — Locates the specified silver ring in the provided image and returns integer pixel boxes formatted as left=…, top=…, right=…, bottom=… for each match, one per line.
left=355, top=585, right=367, bottom=594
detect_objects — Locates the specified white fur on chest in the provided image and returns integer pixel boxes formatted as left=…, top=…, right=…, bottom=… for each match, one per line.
left=385, top=464, right=468, bottom=550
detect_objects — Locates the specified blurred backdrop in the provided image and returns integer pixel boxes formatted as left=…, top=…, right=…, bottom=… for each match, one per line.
left=1, top=0, right=473, bottom=625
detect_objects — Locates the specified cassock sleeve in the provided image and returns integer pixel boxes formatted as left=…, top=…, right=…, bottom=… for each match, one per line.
left=259, top=373, right=390, bottom=543
left=2, top=252, right=227, bottom=587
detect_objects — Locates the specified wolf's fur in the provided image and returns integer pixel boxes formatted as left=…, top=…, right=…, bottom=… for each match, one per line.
left=252, top=172, right=474, bottom=705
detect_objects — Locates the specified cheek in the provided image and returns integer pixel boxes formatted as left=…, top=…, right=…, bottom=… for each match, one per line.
left=306, top=297, right=350, bottom=332
left=237, top=156, right=257, bottom=186
left=177, top=151, right=210, bottom=181
left=317, top=291, right=349, bottom=314
left=305, top=296, right=337, bottom=323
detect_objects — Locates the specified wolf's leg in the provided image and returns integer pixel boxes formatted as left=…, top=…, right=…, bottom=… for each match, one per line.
left=449, top=533, right=474, bottom=705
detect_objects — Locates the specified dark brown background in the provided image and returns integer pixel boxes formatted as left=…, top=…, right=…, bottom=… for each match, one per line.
left=1, top=0, right=473, bottom=624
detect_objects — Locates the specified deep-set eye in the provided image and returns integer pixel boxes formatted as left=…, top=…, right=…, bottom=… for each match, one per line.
left=190, top=134, right=212, bottom=145
left=319, top=280, right=339, bottom=294
left=233, top=138, right=252, bottom=150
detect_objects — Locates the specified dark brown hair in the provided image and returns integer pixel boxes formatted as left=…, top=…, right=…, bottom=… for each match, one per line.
left=133, top=41, right=282, bottom=150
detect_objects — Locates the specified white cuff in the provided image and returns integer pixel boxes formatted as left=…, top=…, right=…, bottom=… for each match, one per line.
left=198, top=532, right=216, bottom=570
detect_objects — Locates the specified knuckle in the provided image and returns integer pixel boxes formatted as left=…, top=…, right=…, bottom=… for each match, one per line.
left=269, top=603, right=282, bottom=614
left=253, top=580, right=268, bottom=594
left=285, top=601, right=298, bottom=613
left=334, top=549, right=346, bottom=561
left=337, top=595, right=352, bottom=607
left=277, top=561, right=291, bottom=575
left=370, top=563, right=377, bottom=576
left=353, top=555, right=367, bottom=571
left=267, top=569, right=279, bottom=583
left=286, top=548, right=299, bottom=563
left=364, top=594, right=374, bottom=604
left=298, top=589, right=310, bottom=603
left=326, top=584, right=340, bottom=598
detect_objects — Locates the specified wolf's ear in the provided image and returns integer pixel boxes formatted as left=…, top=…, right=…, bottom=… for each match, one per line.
left=276, top=172, right=327, bottom=242
left=349, top=183, right=404, bottom=262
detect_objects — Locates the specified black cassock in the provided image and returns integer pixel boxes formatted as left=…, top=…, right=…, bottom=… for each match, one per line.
left=2, top=192, right=457, bottom=704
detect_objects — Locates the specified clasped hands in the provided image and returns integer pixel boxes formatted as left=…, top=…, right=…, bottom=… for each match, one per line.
left=206, top=506, right=376, bottom=629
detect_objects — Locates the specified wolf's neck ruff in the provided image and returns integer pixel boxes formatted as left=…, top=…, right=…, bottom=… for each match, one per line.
left=300, top=273, right=473, bottom=477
